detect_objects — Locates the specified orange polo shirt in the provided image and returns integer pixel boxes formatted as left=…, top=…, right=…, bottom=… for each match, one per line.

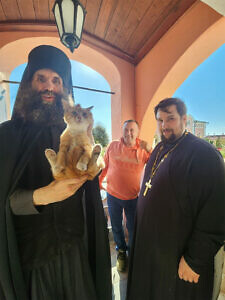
left=99, top=138, right=150, bottom=200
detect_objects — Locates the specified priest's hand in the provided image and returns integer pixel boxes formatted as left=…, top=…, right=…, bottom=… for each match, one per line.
left=139, top=139, right=151, bottom=152
left=178, top=256, right=200, bottom=283
left=33, top=176, right=88, bottom=205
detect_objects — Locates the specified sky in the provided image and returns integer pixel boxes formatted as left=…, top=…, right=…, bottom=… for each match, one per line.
left=173, top=44, right=225, bottom=136
left=9, top=43, right=225, bottom=138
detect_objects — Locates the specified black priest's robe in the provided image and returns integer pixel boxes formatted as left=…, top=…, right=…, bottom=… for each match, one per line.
left=0, top=119, right=112, bottom=300
left=127, top=132, right=225, bottom=300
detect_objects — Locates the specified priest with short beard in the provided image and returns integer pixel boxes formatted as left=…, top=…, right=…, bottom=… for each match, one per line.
left=0, top=45, right=112, bottom=300
left=126, top=98, right=225, bottom=300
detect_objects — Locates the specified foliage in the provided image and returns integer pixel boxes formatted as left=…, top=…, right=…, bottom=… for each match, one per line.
left=216, top=138, right=223, bottom=149
left=204, top=138, right=214, bottom=145
left=219, top=149, right=225, bottom=158
left=93, top=124, right=109, bottom=147
left=204, top=137, right=225, bottom=158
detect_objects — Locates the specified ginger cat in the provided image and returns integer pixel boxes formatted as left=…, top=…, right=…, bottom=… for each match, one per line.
left=45, top=100, right=104, bottom=180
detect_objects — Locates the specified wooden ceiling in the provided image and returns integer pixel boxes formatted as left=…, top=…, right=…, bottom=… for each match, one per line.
left=0, top=0, right=197, bottom=64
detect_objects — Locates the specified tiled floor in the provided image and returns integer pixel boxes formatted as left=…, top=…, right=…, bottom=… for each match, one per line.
left=105, top=200, right=128, bottom=300
left=110, top=242, right=128, bottom=300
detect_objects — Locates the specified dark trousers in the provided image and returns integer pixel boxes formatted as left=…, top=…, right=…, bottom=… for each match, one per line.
left=107, top=193, right=137, bottom=252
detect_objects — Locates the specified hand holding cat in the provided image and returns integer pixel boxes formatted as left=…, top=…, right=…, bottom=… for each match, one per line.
left=33, top=176, right=88, bottom=205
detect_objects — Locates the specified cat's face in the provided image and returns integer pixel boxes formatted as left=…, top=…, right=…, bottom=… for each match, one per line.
left=64, top=104, right=93, bottom=129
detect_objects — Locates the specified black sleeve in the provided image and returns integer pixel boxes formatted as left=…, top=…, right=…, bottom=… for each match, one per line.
left=184, top=147, right=225, bottom=274
left=10, top=189, right=40, bottom=215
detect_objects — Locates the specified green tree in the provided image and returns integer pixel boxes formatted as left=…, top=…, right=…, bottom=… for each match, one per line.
left=93, top=124, right=109, bottom=147
left=216, top=138, right=222, bottom=149
left=204, top=138, right=214, bottom=145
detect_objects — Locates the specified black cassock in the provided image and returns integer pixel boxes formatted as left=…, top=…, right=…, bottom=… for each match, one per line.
left=0, top=120, right=112, bottom=300
left=127, top=132, right=225, bottom=300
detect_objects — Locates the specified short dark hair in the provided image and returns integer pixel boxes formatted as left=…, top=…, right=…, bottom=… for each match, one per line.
left=123, top=119, right=139, bottom=127
left=154, top=98, right=187, bottom=118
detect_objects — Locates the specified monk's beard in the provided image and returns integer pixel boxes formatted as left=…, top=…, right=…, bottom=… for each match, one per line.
left=12, top=85, right=67, bottom=126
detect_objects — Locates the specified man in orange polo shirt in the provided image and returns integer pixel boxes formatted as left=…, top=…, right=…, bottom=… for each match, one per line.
left=99, top=120, right=151, bottom=272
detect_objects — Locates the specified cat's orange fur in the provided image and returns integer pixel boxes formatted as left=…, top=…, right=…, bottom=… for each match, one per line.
left=45, top=99, right=104, bottom=180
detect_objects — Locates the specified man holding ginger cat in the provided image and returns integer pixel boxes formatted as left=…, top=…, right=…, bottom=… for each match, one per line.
left=0, top=45, right=111, bottom=299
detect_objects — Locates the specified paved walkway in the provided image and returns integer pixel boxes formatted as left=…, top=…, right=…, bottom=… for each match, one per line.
left=105, top=198, right=128, bottom=300
left=110, top=241, right=128, bottom=300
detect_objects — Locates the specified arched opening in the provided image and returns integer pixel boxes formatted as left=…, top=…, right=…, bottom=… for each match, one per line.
left=138, top=7, right=225, bottom=145
left=9, top=61, right=112, bottom=140
left=0, top=36, right=135, bottom=140
left=173, top=44, right=225, bottom=137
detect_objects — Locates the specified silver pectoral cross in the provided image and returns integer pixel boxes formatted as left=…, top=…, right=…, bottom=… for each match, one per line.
left=143, top=179, right=152, bottom=196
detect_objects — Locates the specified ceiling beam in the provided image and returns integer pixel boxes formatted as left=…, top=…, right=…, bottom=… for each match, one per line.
left=0, top=22, right=135, bottom=64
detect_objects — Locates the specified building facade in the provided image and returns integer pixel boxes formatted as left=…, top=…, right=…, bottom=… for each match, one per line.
left=186, top=115, right=208, bottom=138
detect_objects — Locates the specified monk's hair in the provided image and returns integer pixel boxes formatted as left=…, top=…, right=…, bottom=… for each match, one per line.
left=123, top=119, right=139, bottom=128
left=154, top=98, right=187, bottom=118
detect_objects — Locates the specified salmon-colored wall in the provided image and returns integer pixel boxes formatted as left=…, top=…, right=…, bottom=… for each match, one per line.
left=135, top=1, right=223, bottom=144
left=0, top=34, right=135, bottom=140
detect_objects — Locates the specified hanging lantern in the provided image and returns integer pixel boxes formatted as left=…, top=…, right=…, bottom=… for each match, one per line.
left=53, top=0, right=86, bottom=53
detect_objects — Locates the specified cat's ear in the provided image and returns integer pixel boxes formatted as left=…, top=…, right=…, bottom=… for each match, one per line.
left=61, top=94, right=74, bottom=111
left=87, top=106, right=94, bottom=111
left=68, top=94, right=75, bottom=106
left=61, top=98, right=72, bottom=112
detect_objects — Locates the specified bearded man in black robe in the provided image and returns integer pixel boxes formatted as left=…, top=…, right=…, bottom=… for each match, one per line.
left=0, top=45, right=112, bottom=300
left=126, top=98, right=225, bottom=300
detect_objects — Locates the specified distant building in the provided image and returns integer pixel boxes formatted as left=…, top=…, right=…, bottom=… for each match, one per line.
left=194, top=120, right=209, bottom=138
left=186, top=115, right=208, bottom=138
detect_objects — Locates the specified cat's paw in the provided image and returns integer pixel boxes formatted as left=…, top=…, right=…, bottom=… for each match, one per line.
left=45, top=149, right=56, bottom=160
left=76, top=161, right=88, bottom=171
